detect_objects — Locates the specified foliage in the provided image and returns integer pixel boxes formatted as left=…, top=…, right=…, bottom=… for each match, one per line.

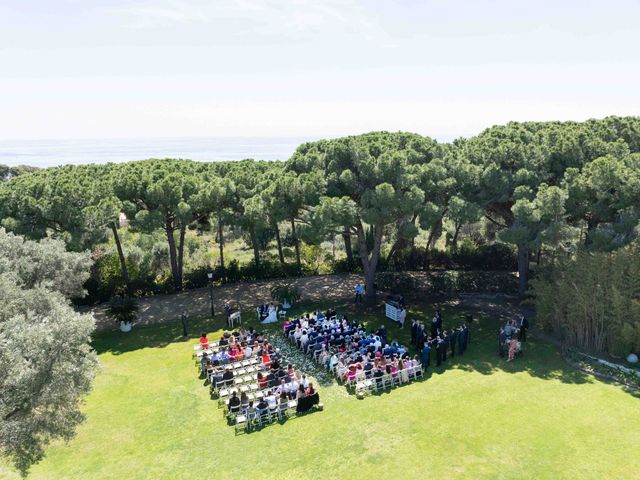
left=1, top=117, right=640, bottom=303
left=104, top=297, right=140, bottom=325
left=532, top=243, right=640, bottom=355
left=0, top=229, right=97, bottom=476
left=269, top=284, right=302, bottom=305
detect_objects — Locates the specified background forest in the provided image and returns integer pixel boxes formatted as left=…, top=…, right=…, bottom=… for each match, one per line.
left=2, top=116, right=640, bottom=356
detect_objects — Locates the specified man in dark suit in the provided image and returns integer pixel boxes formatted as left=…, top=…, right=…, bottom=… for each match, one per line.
left=518, top=315, right=529, bottom=342
left=441, top=331, right=448, bottom=362
left=435, top=309, right=443, bottom=332
left=458, top=327, right=465, bottom=356
left=463, top=323, right=470, bottom=350
left=430, top=316, right=438, bottom=338
left=411, top=319, right=418, bottom=346
left=421, top=341, right=431, bottom=370
left=449, top=327, right=458, bottom=357
left=435, top=336, right=443, bottom=367
left=416, top=323, right=425, bottom=350
left=180, top=311, right=189, bottom=337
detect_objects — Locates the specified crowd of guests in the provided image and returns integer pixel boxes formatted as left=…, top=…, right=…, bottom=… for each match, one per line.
left=498, top=315, right=529, bottom=361
left=198, top=329, right=275, bottom=381
left=283, top=310, right=422, bottom=389
left=195, top=329, right=319, bottom=418
left=411, top=309, right=471, bottom=370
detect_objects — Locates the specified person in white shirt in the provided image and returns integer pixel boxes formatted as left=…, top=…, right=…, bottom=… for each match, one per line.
left=287, top=380, right=299, bottom=399
left=244, top=345, right=253, bottom=358
left=301, top=374, right=309, bottom=389
left=266, top=391, right=277, bottom=409
left=398, top=307, right=407, bottom=328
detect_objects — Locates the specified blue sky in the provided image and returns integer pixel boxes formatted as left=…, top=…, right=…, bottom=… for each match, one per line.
left=1, top=0, right=639, bottom=140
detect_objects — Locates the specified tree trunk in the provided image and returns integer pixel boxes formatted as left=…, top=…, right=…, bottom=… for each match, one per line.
left=217, top=216, right=225, bottom=273
left=274, top=222, right=285, bottom=264
left=165, top=219, right=180, bottom=291
left=291, top=217, right=301, bottom=273
left=343, top=229, right=354, bottom=269
left=451, top=223, right=462, bottom=249
left=386, top=214, right=417, bottom=263
left=426, top=209, right=447, bottom=252
left=356, top=222, right=383, bottom=301
left=585, top=217, right=598, bottom=246
left=517, top=243, right=529, bottom=297
left=177, top=225, right=186, bottom=290
left=111, top=223, right=131, bottom=295
left=250, top=226, right=260, bottom=266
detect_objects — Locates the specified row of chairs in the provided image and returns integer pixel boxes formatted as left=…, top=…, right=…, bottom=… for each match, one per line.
left=352, top=368, right=423, bottom=395
left=233, top=399, right=298, bottom=434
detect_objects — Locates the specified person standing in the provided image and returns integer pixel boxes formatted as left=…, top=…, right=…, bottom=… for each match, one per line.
left=411, top=319, right=418, bottom=346
left=508, top=334, right=518, bottom=361
left=398, top=307, right=407, bottom=328
left=430, top=315, right=438, bottom=338
left=463, top=323, right=470, bottom=351
left=420, top=341, right=431, bottom=370
left=498, top=328, right=507, bottom=357
left=180, top=311, right=189, bottom=337
left=354, top=283, right=364, bottom=303
left=449, top=327, right=458, bottom=357
left=441, top=330, right=448, bottom=361
left=416, top=322, right=425, bottom=350
left=435, top=336, right=443, bottom=367
left=518, top=315, right=529, bottom=342
left=458, top=327, right=465, bottom=356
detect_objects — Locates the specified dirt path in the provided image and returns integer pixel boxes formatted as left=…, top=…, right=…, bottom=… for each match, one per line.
left=84, top=272, right=532, bottom=331
left=85, top=273, right=364, bottom=331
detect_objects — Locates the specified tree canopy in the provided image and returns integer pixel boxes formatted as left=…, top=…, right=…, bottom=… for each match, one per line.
left=1, top=116, right=639, bottom=300
left=0, top=229, right=97, bottom=476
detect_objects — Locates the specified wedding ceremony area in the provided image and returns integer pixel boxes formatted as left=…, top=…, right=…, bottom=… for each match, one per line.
left=3, top=1, right=640, bottom=479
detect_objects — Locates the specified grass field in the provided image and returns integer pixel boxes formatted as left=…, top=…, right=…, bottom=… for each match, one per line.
left=2, top=301, right=639, bottom=480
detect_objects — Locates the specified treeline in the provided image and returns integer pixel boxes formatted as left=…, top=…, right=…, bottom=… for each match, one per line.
left=1, top=116, right=639, bottom=303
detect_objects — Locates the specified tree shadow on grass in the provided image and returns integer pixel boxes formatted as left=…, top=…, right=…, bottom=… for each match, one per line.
left=92, top=315, right=220, bottom=355
left=92, top=296, right=636, bottom=399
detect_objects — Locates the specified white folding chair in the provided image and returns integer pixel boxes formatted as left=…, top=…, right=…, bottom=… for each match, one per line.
left=234, top=415, right=247, bottom=434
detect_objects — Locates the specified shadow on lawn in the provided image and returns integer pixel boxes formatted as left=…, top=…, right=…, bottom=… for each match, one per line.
left=92, top=314, right=224, bottom=355
left=92, top=296, right=635, bottom=398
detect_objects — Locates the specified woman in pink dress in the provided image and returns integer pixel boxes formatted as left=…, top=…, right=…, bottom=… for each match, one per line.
left=508, top=333, right=518, bottom=361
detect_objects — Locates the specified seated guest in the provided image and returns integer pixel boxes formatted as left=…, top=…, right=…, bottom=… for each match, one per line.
left=257, top=372, right=268, bottom=390
left=256, top=398, right=269, bottom=415
left=261, top=351, right=272, bottom=367
left=240, top=392, right=249, bottom=412
left=266, top=390, right=277, bottom=409
left=228, top=392, right=241, bottom=413
left=243, top=344, right=253, bottom=359
left=279, top=392, right=289, bottom=408
left=297, top=384, right=307, bottom=400
left=222, top=367, right=234, bottom=386
left=306, top=382, right=316, bottom=396
left=247, top=401, right=257, bottom=422
left=373, top=367, right=384, bottom=385
left=199, top=333, right=209, bottom=349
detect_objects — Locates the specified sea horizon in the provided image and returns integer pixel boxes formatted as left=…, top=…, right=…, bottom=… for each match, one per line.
left=0, top=133, right=464, bottom=168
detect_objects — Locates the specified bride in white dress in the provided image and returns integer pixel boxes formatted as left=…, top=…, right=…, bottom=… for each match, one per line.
left=261, top=303, right=278, bottom=324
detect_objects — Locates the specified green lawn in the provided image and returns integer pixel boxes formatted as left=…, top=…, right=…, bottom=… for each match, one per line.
left=3, top=301, right=639, bottom=480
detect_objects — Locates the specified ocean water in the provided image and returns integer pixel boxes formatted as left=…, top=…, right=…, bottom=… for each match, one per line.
left=0, top=136, right=317, bottom=168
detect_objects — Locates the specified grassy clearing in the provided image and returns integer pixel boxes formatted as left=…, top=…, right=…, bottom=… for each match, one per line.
left=4, top=301, right=640, bottom=480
